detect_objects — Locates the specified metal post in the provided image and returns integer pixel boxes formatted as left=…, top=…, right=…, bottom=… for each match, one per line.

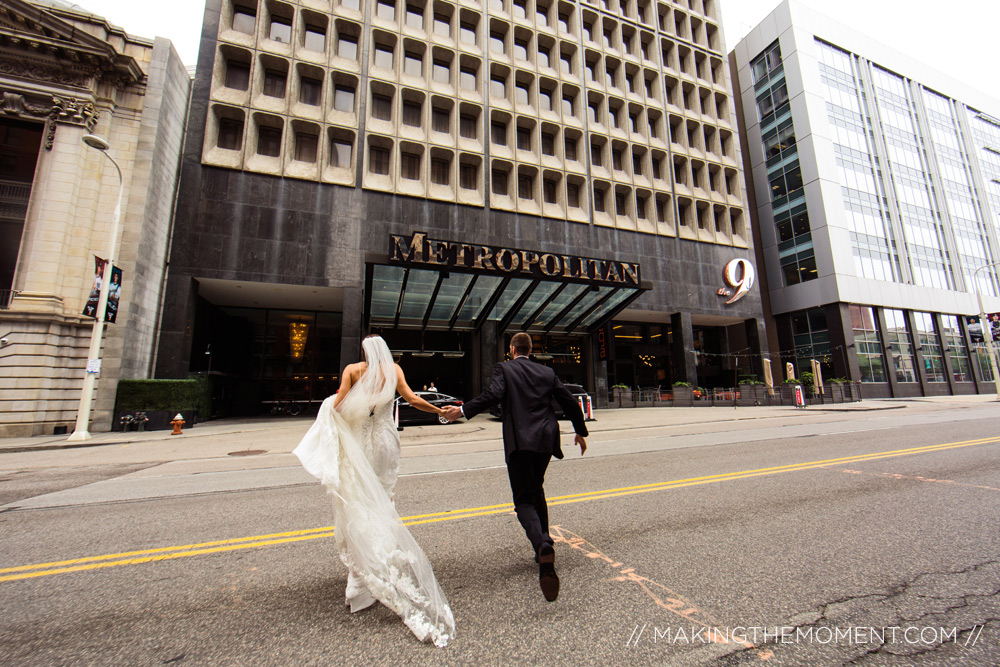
left=68, top=135, right=124, bottom=441
left=973, top=262, right=1000, bottom=401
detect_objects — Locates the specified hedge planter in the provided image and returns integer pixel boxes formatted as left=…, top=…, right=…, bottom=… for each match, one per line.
left=780, top=385, right=803, bottom=406
left=611, top=388, right=633, bottom=406
left=737, top=385, right=765, bottom=406
left=672, top=386, right=693, bottom=407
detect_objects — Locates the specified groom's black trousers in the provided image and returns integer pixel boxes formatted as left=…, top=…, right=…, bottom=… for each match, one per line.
left=506, top=451, right=553, bottom=554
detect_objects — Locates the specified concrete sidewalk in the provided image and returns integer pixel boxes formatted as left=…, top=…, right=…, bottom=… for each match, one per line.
left=0, top=394, right=960, bottom=455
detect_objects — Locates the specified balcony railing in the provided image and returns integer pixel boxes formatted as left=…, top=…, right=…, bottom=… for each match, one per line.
left=0, top=179, right=31, bottom=221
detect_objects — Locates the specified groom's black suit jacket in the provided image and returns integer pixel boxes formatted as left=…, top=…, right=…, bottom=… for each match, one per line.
left=462, top=356, right=588, bottom=462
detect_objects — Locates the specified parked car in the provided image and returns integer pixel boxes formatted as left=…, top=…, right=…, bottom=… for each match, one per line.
left=394, top=392, right=464, bottom=425
left=489, top=383, right=591, bottom=419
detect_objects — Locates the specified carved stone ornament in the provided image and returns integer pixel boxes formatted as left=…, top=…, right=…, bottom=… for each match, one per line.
left=0, top=89, right=68, bottom=150
left=50, top=96, right=98, bottom=130
left=0, top=90, right=49, bottom=118
left=0, top=60, right=94, bottom=88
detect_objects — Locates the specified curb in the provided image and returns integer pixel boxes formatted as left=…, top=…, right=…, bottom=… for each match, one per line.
left=0, top=404, right=905, bottom=454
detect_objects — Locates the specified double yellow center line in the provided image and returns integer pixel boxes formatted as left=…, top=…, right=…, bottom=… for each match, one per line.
left=3, top=435, right=997, bottom=583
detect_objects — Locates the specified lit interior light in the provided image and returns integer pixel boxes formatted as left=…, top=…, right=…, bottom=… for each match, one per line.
left=289, top=322, right=309, bottom=360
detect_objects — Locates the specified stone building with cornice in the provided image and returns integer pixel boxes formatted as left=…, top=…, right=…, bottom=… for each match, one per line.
left=0, top=0, right=191, bottom=436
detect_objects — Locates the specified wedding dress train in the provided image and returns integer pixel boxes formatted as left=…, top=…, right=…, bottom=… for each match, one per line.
left=293, top=339, right=455, bottom=647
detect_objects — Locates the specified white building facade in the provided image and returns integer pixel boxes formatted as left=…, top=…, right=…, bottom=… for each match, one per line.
left=731, top=0, right=1000, bottom=398
left=0, top=0, right=191, bottom=436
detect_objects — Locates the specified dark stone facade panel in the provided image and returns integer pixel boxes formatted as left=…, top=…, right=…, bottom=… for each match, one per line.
left=160, top=160, right=766, bottom=376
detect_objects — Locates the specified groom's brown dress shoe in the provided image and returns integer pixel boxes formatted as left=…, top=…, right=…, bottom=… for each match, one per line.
left=537, top=544, right=559, bottom=601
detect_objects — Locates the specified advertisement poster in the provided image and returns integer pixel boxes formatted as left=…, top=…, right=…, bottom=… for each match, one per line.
left=82, top=256, right=123, bottom=323
left=967, top=314, right=1000, bottom=343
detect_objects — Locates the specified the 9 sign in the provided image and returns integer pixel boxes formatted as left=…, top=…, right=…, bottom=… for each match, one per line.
left=719, top=259, right=755, bottom=305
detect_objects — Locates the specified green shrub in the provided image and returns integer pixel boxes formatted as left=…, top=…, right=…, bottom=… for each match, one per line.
left=800, top=371, right=815, bottom=393
left=784, top=378, right=802, bottom=385
left=672, top=381, right=692, bottom=387
left=115, top=378, right=210, bottom=416
left=611, top=383, right=630, bottom=390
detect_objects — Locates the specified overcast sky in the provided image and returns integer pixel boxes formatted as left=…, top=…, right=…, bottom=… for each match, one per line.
left=72, top=0, right=997, bottom=100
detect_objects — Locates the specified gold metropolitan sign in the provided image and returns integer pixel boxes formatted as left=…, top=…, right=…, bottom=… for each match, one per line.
left=389, top=232, right=641, bottom=288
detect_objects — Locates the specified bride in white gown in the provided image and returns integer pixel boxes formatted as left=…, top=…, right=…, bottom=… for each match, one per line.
left=293, top=335, right=455, bottom=647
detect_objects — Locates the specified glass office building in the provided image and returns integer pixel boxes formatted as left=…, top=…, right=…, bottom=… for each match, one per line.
left=732, top=0, right=1000, bottom=397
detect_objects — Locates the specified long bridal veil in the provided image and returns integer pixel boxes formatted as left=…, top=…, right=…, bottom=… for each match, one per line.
left=293, top=337, right=455, bottom=647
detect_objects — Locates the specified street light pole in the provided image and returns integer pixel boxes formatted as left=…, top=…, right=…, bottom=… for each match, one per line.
left=972, top=261, right=1000, bottom=402
left=68, top=135, right=124, bottom=442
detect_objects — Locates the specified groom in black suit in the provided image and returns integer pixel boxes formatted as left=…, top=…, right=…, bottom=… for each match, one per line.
left=443, top=332, right=588, bottom=601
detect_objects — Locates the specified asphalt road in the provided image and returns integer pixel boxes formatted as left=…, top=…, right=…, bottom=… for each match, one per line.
left=3, top=402, right=1000, bottom=665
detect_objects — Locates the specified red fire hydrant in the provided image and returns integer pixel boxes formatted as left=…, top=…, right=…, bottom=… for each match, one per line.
left=170, top=413, right=185, bottom=435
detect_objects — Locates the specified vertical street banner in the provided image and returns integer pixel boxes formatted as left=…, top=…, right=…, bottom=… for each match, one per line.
left=967, top=315, right=1000, bottom=343
left=82, top=256, right=123, bottom=323
left=105, top=264, right=122, bottom=323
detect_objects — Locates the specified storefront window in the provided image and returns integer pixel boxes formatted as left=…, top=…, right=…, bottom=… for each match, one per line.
left=850, top=305, right=886, bottom=383
left=913, top=312, right=945, bottom=382
left=884, top=309, right=917, bottom=383
left=791, top=308, right=831, bottom=378
left=940, top=315, right=972, bottom=382
left=198, top=307, right=342, bottom=413
left=610, top=323, right=672, bottom=388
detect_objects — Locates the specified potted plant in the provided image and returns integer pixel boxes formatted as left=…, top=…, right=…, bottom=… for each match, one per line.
left=800, top=371, right=815, bottom=397
left=672, top=381, right=694, bottom=407
left=781, top=378, right=803, bottom=405
left=737, top=379, right=765, bottom=405
left=829, top=378, right=848, bottom=403
left=610, top=383, right=632, bottom=405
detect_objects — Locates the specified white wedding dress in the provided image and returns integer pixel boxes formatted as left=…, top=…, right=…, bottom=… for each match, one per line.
left=293, top=338, right=455, bottom=647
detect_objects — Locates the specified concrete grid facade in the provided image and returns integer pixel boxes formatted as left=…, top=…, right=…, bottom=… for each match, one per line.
left=732, top=0, right=1000, bottom=397
left=201, top=0, right=748, bottom=244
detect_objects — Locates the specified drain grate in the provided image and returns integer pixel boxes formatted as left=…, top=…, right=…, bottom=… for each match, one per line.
left=228, top=450, right=268, bottom=456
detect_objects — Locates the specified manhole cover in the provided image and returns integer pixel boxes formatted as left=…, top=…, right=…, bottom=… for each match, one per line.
left=228, top=450, right=268, bottom=456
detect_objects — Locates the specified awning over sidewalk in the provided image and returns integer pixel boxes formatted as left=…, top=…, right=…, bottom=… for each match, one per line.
left=365, top=263, right=647, bottom=334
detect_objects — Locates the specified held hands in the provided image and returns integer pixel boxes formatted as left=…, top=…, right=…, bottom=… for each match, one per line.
left=575, top=434, right=587, bottom=455
left=442, top=405, right=464, bottom=423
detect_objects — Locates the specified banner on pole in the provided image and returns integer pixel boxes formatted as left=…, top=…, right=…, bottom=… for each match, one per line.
left=105, top=264, right=122, bottom=323
left=82, top=256, right=123, bottom=323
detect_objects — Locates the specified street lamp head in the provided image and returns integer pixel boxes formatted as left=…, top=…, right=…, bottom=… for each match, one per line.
left=81, top=134, right=111, bottom=151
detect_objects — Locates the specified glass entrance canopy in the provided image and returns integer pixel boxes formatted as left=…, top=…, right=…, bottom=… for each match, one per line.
left=366, top=263, right=646, bottom=334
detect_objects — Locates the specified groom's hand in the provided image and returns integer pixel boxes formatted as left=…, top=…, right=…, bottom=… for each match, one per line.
left=443, top=406, right=464, bottom=422
left=575, top=434, right=587, bottom=455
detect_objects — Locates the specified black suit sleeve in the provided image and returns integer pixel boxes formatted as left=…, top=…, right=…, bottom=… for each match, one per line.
left=552, top=376, right=589, bottom=437
left=461, top=362, right=506, bottom=420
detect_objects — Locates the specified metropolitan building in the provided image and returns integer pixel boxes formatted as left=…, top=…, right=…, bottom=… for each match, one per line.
left=156, top=0, right=768, bottom=413
left=732, top=0, right=1000, bottom=398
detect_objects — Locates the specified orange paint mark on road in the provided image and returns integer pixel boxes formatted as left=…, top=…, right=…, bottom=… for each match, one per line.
left=832, top=467, right=1000, bottom=492
left=551, top=525, right=773, bottom=661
